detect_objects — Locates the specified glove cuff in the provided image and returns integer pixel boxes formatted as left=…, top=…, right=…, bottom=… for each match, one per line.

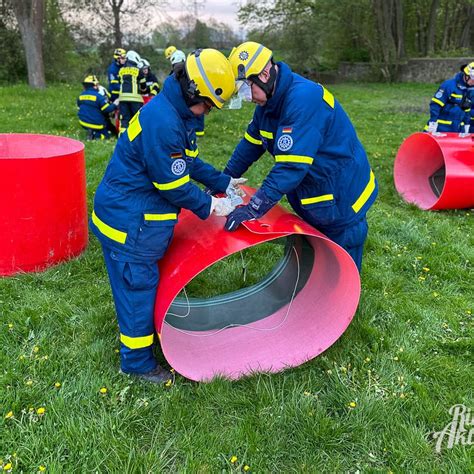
left=248, top=189, right=276, bottom=219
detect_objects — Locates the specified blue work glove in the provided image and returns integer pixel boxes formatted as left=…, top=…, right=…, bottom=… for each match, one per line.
left=224, top=188, right=276, bottom=232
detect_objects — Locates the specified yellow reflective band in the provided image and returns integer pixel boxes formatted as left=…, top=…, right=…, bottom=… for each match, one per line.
left=185, top=149, right=199, bottom=158
left=79, top=120, right=104, bottom=130
left=437, top=119, right=452, bottom=125
left=431, top=97, right=444, bottom=107
left=120, top=333, right=154, bottom=349
left=260, top=130, right=273, bottom=139
left=274, top=155, right=314, bottom=165
left=465, top=109, right=471, bottom=112
left=153, top=174, right=190, bottom=191
left=80, top=95, right=97, bottom=101
left=92, top=211, right=127, bottom=244
left=196, top=131, right=205, bottom=136
left=111, top=80, right=119, bottom=84
left=127, top=113, right=142, bottom=142
left=352, top=170, right=376, bottom=213
left=101, top=103, right=110, bottom=111
left=301, top=194, right=334, bottom=205
left=144, top=213, right=177, bottom=221
left=245, top=132, right=262, bottom=145
left=451, top=93, right=462, bottom=98
left=322, top=86, right=335, bottom=108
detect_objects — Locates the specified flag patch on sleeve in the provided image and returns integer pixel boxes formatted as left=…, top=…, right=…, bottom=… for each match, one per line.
left=170, top=152, right=183, bottom=159
left=282, top=127, right=293, bottom=133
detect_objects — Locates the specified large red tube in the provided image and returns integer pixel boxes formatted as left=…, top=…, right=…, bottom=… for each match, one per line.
left=154, top=188, right=361, bottom=381
left=394, top=132, right=474, bottom=210
left=0, top=134, right=88, bottom=276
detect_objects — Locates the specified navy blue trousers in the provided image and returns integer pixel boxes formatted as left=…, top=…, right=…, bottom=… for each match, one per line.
left=102, top=246, right=159, bottom=374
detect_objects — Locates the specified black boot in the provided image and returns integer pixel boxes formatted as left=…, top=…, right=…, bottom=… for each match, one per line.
left=131, top=365, right=174, bottom=384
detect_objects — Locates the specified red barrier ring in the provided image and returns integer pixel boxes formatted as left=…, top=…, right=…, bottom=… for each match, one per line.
left=155, top=187, right=361, bottom=381
left=0, top=134, right=88, bottom=276
left=394, top=132, right=474, bottom=210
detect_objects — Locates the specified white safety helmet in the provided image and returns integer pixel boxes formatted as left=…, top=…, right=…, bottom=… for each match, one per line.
left=170, top=50, right=186, bottom=65
left=125, top=50, right=141, bottom=65
left=141, top=58, right=150, bottom=68
left=463, top=62, right=474, bottom=80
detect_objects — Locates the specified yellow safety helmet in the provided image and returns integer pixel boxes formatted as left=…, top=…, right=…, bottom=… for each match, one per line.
left=228, top=41, right=273, bottom=81
left=165, top=45, right=177, bottom=60
left=463, top=62, right=474, bottom=79
left=83, top=74, right=99, bottom=86
left=185, top=49, right=235, bottom=109
left=113, top=48, right=126, bottom=59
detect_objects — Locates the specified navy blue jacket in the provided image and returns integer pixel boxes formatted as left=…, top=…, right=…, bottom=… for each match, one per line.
left=77, top=87, right=117, bottom=130
left=107, top=60, right=122, bottom=101
left=91, top=74, right=231, bottom=259
left=226, top=62, right=377, bottom=228
left=427, top=72, right=471, bottom=132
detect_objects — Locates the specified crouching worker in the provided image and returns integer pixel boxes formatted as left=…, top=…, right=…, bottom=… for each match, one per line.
left=90, top=49, right=244, bottom=383
left=223, top=42, right=378, bottom=272
left=77, top=75, right=119, bottom=140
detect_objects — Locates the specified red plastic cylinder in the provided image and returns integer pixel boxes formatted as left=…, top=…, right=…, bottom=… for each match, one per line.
left=154, top=187, right=361, bottom=381
left=394, top=132, right=474, bottom=210
left=0, top=134, right=88, bottom=276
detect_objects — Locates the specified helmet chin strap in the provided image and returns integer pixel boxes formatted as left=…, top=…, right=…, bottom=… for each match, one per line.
left=250, top=63, right=277, bottom=100
left=175, top=63, right=206, bottom=107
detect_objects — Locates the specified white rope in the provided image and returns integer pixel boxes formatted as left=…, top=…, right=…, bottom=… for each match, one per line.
left=163, top=246, right=301, bottom=337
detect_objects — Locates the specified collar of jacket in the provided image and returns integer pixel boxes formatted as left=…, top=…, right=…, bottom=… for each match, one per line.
left=262, top=61, right=293, bottom=115
left=162, top=74, right=196, bottom=122
left=455, top=72, right=468, bottom=89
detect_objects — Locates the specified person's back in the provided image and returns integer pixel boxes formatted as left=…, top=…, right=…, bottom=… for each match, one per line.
left=77, top=75, right=117, bottom=139
left=108, top=48, right=126, bottom=101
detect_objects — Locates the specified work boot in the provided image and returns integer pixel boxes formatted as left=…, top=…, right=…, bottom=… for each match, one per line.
left=135, top=365, right=174, bottom=384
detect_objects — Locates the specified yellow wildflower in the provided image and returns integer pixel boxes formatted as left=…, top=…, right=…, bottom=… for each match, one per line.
left=433, top=292, right=439, bottom=297
left=37, top=407, right=45, bottom=415
left=3, top=463, right=12, bottom=471
left=99, top=387, right=107, bottom=394
left=422, top=267, right=430, bottom=272
left=33, top=346, right=39, bottom=353
left=8, top=323, right=13, bottom=329
left=304, top=391, right=311, bottom=396
left=348, top=401, right=357, bottom=408
left=243, top=466, right=250, bottom=471
left=364, top=357, right=371, bottom=363
left=26, top=380, right=33, bottom=386
left=39, top=466, right=46, bottom=472
left=54, top=382, right=61, bottom=389
left=230, top=456, right=238, bottom=463
left=165, top=380, right=172, bottom=387
left=5, top=411, right=13, bottom=419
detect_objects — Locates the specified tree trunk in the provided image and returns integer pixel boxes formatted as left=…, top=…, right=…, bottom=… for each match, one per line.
left=394, top=0, right=405, bottom=60
left=109, top=0, right=124, bottom=46
left=12, top=0, right=45, bottom=89
left=426, top=0, right=440, bottom=55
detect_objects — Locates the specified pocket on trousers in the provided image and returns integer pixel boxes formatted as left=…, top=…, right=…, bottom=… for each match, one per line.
left=122, top=261, right=158, bottom=291
left=136, top=220, right=174, bottom=257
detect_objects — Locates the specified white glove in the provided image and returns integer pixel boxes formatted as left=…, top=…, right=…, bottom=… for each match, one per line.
left=113, top=98, right=120, bottom=106
left=459, top=124, right=470, bottom=138
left=210, top=196, right=236, bottom=217
left=427, top=121, right=438, bottom=134
left=226, top=177, right=247, bottom=198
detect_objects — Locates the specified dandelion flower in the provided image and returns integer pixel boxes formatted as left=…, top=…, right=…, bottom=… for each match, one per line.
left=393, top=356, right=399, bottom=361
left=243, top=466, right=250, bottom=471
left=54, top=382, right=61, bottom=389
left=165, top=380, right=172, bottom=387
left=348, top=401, right=357, bottom=408
left=364, top=357, right=370, bottom=363
left=304, top=391, right=311, bottom=396
left=230, top=456, right=238, bottom=463
left=3, top=463, right=12, bottom=471
left=38, top=466, right=46, bottom=472
left=422, top=267, right=430, bottom=272
left=99, top=387, right=107, bottom=394
left=33, top=346, right=39, bottom=353
left=5, top=411, right=13, bottom=419
left=37, top=407, right=45, bottom=415
left=26, top=380, right=33, bottom=386
left=8, top=323, right=13, bottom=329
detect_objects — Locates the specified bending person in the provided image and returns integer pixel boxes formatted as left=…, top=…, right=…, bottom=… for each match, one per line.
left=91, top=49, right=244, bottom=383
left=223, top=42, right=378, bottom=272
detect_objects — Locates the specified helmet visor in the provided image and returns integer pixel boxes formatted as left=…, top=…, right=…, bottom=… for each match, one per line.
left=236, top=80, right=252, bottom=102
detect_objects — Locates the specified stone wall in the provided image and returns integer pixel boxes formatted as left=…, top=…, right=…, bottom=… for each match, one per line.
left=337, top=57, right=473, bottom=83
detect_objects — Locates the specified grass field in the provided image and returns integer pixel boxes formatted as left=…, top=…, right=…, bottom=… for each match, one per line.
left=0, top=82, right=473, bottom=472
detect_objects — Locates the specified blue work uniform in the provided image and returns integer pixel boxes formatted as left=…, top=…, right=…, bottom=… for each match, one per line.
left=195, top=115, right=205, bottom=136
left=225, top=62, right=378, bottom=271
left=107, top=60, right=122, bottom=102
left=90, top=74, right=231, bottom=374
left=468, top=86, right=474, bottom=133
left=425, top=72, right=471, bottom=133
left=77, top=87, right=117, bottom=139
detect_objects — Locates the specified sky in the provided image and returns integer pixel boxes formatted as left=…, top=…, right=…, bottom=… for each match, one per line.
left=165, top=1, right=243, bottom=32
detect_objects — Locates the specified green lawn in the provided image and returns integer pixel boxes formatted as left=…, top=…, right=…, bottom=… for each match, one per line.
left=0, top=82, right=473, bottom=472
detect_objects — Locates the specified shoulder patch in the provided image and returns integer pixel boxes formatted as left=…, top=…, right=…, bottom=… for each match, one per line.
left=435, top=89, right=444, bottom=98
left=170, top=152, right=183, bottom=159
left=171, top=159, right=186, bottom=175
left=277, top=135, right=293, bottom=151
